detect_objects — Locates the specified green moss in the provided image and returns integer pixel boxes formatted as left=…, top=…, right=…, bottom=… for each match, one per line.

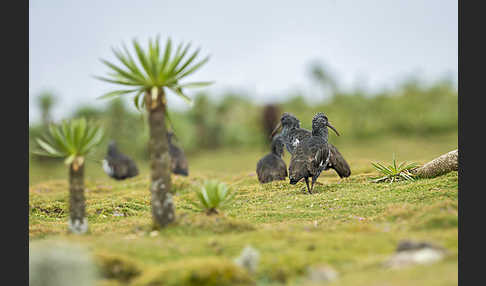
left=30, top=201, right=67, bottom=218
left=171, top=212, right=255, bottom=234
left=132, top=257, right=254, bottom=286
left=97, top=279, right=123, bottom=286
left=29, top=136, right=458, bottom=286
left=94, top=251, right=142, bottom=283
left=416, top=215, right=458, bottom=230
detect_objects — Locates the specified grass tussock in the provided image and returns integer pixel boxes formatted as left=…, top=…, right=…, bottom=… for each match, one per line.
left=94, top=251, right=142, bottom=283
left=131, top=257, right=254, bottom=286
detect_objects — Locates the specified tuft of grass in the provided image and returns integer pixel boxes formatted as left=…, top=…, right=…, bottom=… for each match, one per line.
left=371, top=154, right=419, bottom=183
left=131, top=257, right=254, bottom=286
left=94, top=251, right=142, bottom=283
left=191, top=180, right=236, bottom=215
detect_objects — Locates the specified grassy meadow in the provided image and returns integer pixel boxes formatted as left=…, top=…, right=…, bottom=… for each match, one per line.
left=29, top=77, right=458, bottom=285
left=29, top=131, right=458, bottom=285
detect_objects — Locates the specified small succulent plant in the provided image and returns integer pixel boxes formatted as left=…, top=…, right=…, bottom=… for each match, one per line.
left=371, top=154, right=419, bottom=183
left=191, top=180, right=236, bottom=215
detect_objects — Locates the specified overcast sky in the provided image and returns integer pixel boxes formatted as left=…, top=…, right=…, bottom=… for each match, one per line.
left=29, top=0, right=457, bottom=122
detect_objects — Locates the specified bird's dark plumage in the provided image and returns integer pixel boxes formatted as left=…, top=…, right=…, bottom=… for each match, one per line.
left=326, top=143, right=351, bottom=178
left=288, top=113, right=336, bottom=194
left=168, top=132, right=189, bottom=176
left=256, top=135, right=288, bottom=183
left=103, top=141, right=139, bottom=180
left=272, top=112, right=351, bottom=178
left=262, top=104, right=281, bottom=143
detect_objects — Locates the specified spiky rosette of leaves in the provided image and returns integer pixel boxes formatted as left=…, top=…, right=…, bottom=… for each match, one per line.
left=371, top=154, right=419, bottom=183
left=191, top=180, right=236, bottom=215
left=95, top=35, right=213, bottom=111
left=33, top=118, right=104, bottom=170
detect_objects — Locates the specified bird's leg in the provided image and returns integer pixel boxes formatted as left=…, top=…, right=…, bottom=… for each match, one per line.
left=304, top=177, right=312, bottom=194
left=310, top=177, right=316, bottom=193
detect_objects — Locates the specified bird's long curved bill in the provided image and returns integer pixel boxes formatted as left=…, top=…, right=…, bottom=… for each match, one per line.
left=270, top=122, right=282, bottom=138
left=327, top=122, right=340, bottom=136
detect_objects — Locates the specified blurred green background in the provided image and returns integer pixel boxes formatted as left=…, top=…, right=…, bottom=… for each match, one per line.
left=29, top=64, right=457, bottom=184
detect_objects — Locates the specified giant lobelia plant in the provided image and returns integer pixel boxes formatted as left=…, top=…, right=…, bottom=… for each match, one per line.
left=95, top=36, right=212, bottom=228
left=34, top=118, right=104, bottom=234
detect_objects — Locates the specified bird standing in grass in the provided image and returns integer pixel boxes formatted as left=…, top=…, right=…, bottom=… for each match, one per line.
left=271, top=112, right=351, bottom=178
left=168, top=131, right=189, bottom=176
left=256, top=135, right=288, bottom=183
left=288, top=113, right=340, bottom=194
left=102, top=141, right=139, bottom=180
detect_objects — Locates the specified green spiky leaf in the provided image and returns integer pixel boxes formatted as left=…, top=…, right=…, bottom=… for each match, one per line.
left=371, top=155, right=418, bottom=183
left=96, top=36, right=211, bottom=110
left=33, top=118, right=104, bottom=165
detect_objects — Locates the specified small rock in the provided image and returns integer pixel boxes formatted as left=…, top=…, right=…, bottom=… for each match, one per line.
left=307, top=265, right=338, bottom=283
left=149, top=231, right=159, bottom=237
left=384, top=240, right=447, bottom=269
left=396, top=240, right=444, bottom=252
left=113, top=211, right=124, bottom=217
left=234, top=245, right=260, bottom=274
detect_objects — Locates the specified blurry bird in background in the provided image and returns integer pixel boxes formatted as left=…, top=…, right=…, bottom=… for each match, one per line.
left=102, top=141, right=139, bottom=180
left=256, top=134, right=287, bottom=183
left=262, top=104, right=281, bottom=144
left=167, top=131, right=189, bottom=176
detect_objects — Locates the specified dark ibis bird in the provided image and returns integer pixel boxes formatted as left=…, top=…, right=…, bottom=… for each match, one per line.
left=167, top=131, right=189, bottom=176
left=288, top=113, right=340, bottom=194
left=256, top=134, right=288, bottom=183
left=102, top=141, right=139, bottom=180
left=271, top=112, right=351, bottom=178
left=261, top=104, right=281, bottom=143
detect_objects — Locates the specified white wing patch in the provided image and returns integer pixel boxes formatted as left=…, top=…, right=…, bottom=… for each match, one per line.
left=102, top=159, right=114, bottom=176
left=292, top=138, right=300, bottom=147
left=318, top=149, right=332, bottom=167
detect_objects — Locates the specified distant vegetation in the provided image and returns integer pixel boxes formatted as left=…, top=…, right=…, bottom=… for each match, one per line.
left=29, top=75, right=457, bottom=163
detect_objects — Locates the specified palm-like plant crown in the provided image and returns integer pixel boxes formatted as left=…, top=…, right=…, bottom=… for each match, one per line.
left=192, top=180, right=236, bottom=214
left=34, top=118, right=104, bottom=169
left=96, top=36, right=212, bottom=110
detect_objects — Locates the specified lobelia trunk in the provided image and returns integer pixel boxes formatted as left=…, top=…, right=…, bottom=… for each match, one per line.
left=412, top=149, right=458, bottom=179
left=68, top=163, right=88, bottom=234
left=146, top=89, right=175, bottom=228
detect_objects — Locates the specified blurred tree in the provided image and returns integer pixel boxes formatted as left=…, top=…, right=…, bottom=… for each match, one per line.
left=96, top=36, right=212, bottom=228
left=217, top=93, right=261, bottom=147
left=36, top=91, right=57, bottom=126
left=189, top=93, right=217, bottom=149
left=106, top=97, right=127, bottom=145
left=308, top=61, right=338, bottom=98
left=33, top=118, right=104, bottom=234
left=73, top=105, right=103, bottom=120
